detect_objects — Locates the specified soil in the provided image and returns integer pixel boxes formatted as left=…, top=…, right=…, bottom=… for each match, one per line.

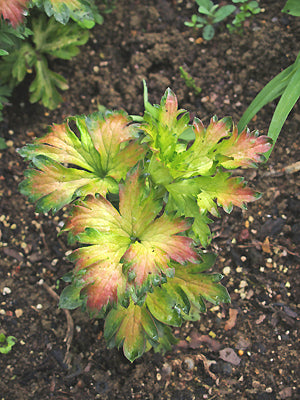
left=0, top=0, right=299, bottom=399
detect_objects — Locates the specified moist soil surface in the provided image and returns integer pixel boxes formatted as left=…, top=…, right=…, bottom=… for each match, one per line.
left=0, top=0, right=299, bottom=399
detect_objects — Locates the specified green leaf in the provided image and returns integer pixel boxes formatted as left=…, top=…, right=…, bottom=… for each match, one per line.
left=203, top=24, right=215, bottom=41
left=59, top=284, right=85, bottom=309
left=29, top=56, right=68, bottom=109
left=238, top=55, right=300, bottom=132
left=282, top=0, right=300, bottom=16
left=31, top=15, right=89, bottom=60
left=0, top=333, right=17, bottom=354
left=213, top=5, right=236, bottom=23
left=264, top=60, right=300, bottom=160
left=31, top=0, right=104, bottom=26
left=146, top=256, right=230, bottom=325
left=18, top=112, right=145, bottom=212
left=104, top=301, right=158, bottom=362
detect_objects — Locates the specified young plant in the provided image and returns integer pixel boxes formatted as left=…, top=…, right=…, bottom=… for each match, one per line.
left=18, top=82, right=272, bottom=362
left=0, top=13, right=89, bottom=109
left=227, top=0, right=262, bottom=34
left=0, top=0, right=111, bottom=112
left=179, top=66, right=202, bottom=95
left=0, top=333, right=17, bottom=354
left=184, top=0, right=236, bottom=40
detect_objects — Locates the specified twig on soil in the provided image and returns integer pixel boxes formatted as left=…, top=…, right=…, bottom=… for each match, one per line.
left=39, top=224, right=50, bottom=252
left=195, top=354, right=219, bottom=385
left=261, top=161, right=300, bottom=177
left=39, top=281, right=74, bottom=366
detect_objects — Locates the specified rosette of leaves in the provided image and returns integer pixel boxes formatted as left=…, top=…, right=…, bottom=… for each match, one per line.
left=0, top=13, right=89, bottom=109
left=19, top=84, right=272, bottom=362
left=141, top=81, right=272, bottom=246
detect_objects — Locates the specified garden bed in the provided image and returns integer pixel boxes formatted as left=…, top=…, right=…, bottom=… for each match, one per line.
left=0, top=0, right=299, bottom=398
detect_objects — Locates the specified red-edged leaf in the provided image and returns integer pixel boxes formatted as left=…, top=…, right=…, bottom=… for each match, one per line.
left=196, top=172, right=260, bottom=215
left=64, top=171, right=198, bottom=309
left=18, top=112, right=145, bottom=212
left=217, top=126, right=272, bottom=168
left=19, top=157, right=117, bottom=213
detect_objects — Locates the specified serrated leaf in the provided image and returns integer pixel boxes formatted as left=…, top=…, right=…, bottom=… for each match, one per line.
left=31, top=0, right=103, bottom=26
left=217, top=126, right=272, bottom=168
left=146, top=258, right=230, bottom=325
left=29, top=56, right=68, bottom=109
left=31, top=15, right=89, bottom=60
left=0, top=0, right=29, bottom=27
left=196, top=172, right=260, bottom=215
left=63, top=170, right=198, bottom=311
left=104, top=301, right=158, bottom=362
left=18, top=112, right=145, bottom=212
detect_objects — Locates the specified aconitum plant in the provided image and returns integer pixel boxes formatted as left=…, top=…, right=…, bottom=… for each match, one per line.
left=18, top=82, right=272, bottom=362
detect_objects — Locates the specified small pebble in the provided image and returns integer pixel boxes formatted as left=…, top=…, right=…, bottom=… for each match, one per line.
left=3, top=287, right=11, bottom=295
left=36, top=304, right=43, bottom=310
left=184, top=357, right=194, bottom=371
left=223, top=266, right=231, bottom=275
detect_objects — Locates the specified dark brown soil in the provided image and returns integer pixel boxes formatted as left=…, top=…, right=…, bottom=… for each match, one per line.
left=0, top=0, right=299, bottom=399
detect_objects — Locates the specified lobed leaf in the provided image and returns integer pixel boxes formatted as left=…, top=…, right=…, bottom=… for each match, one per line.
left=196, top=172, right=260, bottom=215
left=63, top=170, right=198, bottom=311
left=146, top=256, right=230, bottom=325
left=104, top=301, right=159, bottom=362
left=217, top=126, right=272, bottom=168
left=19, top=112, right=145, bottom=212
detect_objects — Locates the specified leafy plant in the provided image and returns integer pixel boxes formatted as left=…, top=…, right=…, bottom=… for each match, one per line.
left=18, top=82, right=272, bottom=362
left=0, top=13, right=89, bottom=109
left=238, top=5, right=300, bottom=160
left=184, top=0, right=236, bottom=40
left=0, top=333, right=17, bottom=354
left=0, top=0, right=112, bottom=112
left=227, top=0, right=262, bottom=34
left=179, top=66, right=202, bottom=95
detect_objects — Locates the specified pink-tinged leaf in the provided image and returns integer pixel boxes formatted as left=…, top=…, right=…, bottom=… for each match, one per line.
left=86, top=113, right=140, bottom=174
left=81, top=262, right=126, bottom=312
left=65, top=171, right=198, bottom=302
left=0, top=0, right=29, bottom=27
left=104, top=301, right=158, bottom=362
left=140, top=215, right=198, bottom=264
left=33, top=122, right=93, bottom=171
left=65, top=195, right=125, bottom=237
left=19, top=157, right=117, bottom=213
left=163, top=88, right=178, bottom=125
left=196, top=172, right=260, bottom=215
left=18, top=112, right=145, bottom=212
left=217, top=126, right=272, bottom=168
left=195, top=116, right=232, bottom=152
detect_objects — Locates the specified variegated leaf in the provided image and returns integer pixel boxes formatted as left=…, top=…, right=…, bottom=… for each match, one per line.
left=18, top=112, right=145, bottom=212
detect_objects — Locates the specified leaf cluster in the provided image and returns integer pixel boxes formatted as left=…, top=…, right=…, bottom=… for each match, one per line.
left=18, top=83, right=272, bottom=361
left=0, top=13, right=89, bottom=109
left=227, top=0, right=262, bottom=35
left=0, top=0, right=112, bottom=112
left=0, top=333, right=17, bottom=354
left=184, top=0, right=236, bottom=40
